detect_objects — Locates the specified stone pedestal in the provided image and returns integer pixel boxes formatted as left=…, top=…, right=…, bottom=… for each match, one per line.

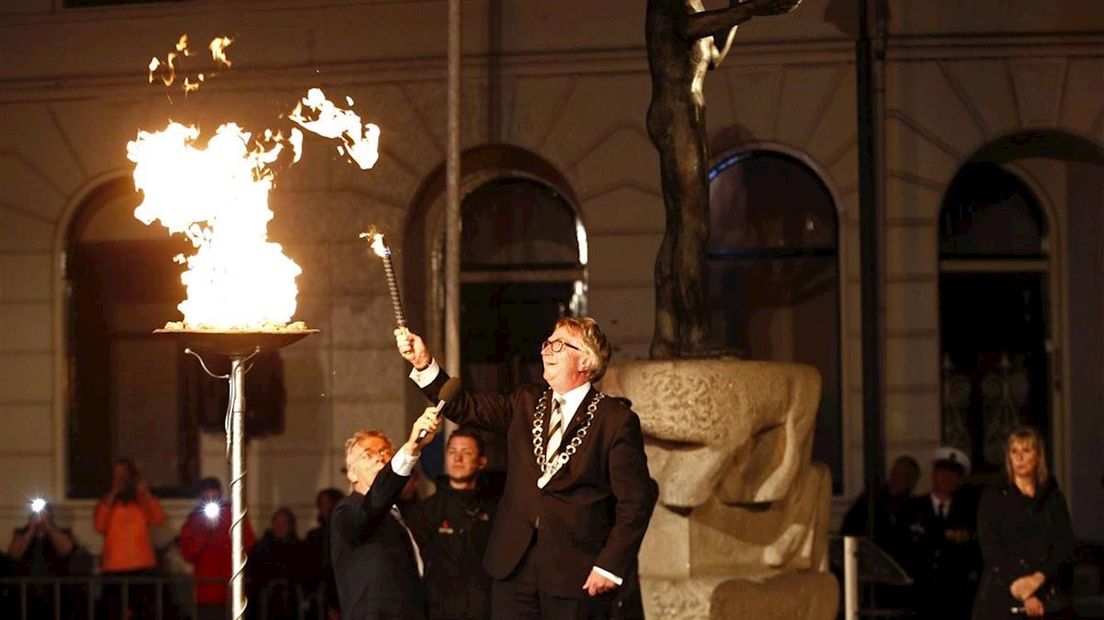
left=602, top=359, right=838, bottom=620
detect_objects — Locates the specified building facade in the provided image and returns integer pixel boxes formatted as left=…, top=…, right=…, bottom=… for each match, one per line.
left=1, top=0, right=1101, bottom=556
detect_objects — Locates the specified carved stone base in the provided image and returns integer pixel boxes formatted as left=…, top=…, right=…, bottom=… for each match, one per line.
left=602, top=359, right=821, bottom=507
left=638, top=461, right=833, bottom=578
left=641, top=572, right=839, bottom=620
left=603, top=358, right=838, bottom=619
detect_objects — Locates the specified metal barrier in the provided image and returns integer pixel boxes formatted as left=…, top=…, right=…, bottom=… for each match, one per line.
left=0, top=576, right=329, bottom=620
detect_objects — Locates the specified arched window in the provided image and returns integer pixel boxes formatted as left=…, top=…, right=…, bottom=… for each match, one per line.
left=707, top=150, right=842, bottom=489
left=459, top=177, right=586, bottom=393
left=66, top=179, right=195, bottom=497
left=939, top=163, right=1050, bottom=473
left=411, top=176, right=586, bottom=475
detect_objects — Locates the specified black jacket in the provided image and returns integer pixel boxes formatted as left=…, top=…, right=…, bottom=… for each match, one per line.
left=840, top=486, right=914, bottom=565
left=972, top=478, right=1074, bottom=620
left=409, top=476, right=499, bottom=620
left=246, top=531, right=308, bottom=620
left=421, top=371, right=659, bottom=599
left=901, top=491, right=982, bottom=617
left=305, top=521, right=339, bottom=612
left=330, top=464, right=425, bottom=620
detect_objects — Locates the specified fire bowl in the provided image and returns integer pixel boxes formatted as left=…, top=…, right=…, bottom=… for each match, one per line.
left=154, top=328, right=319, bottom=356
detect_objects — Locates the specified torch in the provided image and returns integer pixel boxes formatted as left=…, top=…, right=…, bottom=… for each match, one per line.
left=363, top=231, right=407, bottom=329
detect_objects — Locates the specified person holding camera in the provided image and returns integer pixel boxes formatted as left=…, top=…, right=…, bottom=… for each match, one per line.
left=6, top=502, right=78, bottom=618
left=94, top=457, right=165, bottom=618
left=180, top=476, right=257, bottom=620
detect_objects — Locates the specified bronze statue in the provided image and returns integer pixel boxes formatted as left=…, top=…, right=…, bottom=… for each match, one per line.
left=646, top=0, right=802, bottom=359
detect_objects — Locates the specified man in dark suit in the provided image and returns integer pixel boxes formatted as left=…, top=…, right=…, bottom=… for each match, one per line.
left=902, top=446, right=982, bottom=618
left=396, top=316, right=659, bottom=619
left=330, top=409, right=442, bottom=620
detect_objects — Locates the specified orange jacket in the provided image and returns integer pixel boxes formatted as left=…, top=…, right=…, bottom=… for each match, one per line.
left=94, top=493, right=166, bottom=573
left=179, top=503, right=256, bottom=606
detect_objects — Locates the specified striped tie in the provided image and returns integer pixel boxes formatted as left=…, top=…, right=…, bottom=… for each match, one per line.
left=537, top=397, right=565, bottom=489
left=546, top=396, right=565, bottom=460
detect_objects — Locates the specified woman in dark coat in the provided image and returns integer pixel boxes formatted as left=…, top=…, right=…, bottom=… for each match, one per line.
left=973, top=427, right=1075, bottom=619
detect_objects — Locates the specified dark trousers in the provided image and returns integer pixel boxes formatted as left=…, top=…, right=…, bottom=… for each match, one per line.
left=99, top=568, right=157, bottom=620
left=491, top=535, right=613, bottom=620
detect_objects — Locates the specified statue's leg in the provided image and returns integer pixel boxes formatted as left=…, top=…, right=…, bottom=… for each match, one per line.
left=647, top=94, right=711, bottom=358
left=647, top=96, right=684, bottom=359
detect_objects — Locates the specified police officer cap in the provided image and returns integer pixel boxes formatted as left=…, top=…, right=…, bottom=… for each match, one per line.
left=931, top=446, right=971, bottom=476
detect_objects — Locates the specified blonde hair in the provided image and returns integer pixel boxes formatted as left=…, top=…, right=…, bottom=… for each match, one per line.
left=343, top=428, right=394, bottom=464
left=343, top=428, right=395, bottom=492
left=1005, top=426, right=1049, bottom=484
left=555, top=316, right=612, bottom=382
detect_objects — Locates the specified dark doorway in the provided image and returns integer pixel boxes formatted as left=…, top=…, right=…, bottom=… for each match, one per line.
left=939, top=273, right=1050, bottom=473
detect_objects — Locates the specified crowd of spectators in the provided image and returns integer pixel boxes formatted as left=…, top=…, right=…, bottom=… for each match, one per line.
left=6, top=426, right=1088, bottom=619
left=0, top=433, right=507, bottom=620
left=841, top=426, right=1084, bottom=619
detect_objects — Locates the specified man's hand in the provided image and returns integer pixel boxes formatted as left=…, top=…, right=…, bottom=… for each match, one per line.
left=37, top=510, right=55, bottom=532
left=28, top=513, right=44, bottom=535
left=582, top=569, right=618, bottom=597
left=1024, top=596, right=1045, bottom=617
left=404, top=407, right=442, bottom=456
left=1011, top=572, right=1045, bottom=601
left=395, top=328, right=432, bottom=371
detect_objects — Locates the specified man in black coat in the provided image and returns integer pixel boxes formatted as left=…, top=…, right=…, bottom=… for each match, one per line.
left=331, top=409, right=442, bottom=620
left=409, top=428, right=499, bottom=620
left=902, top=446, right=981, bottom=618
left=397, top=317, right=659, bottom=619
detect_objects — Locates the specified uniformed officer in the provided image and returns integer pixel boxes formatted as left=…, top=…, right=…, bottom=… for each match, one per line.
left=902, top=446, right=982, bottom=617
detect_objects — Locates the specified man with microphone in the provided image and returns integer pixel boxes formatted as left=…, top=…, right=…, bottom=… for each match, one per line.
left=331, top=407, right=442, bottom=619
left=396, top=317, right=658, bottom=619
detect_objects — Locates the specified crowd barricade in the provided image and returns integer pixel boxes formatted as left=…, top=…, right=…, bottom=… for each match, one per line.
left=0, top=575, right=328, bottom=620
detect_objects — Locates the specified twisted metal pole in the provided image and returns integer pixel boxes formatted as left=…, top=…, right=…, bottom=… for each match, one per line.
left=229, top=354, right=249, bottom=620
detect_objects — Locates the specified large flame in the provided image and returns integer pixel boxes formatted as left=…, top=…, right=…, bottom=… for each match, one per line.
left=128, top=122, right=304, bottom=330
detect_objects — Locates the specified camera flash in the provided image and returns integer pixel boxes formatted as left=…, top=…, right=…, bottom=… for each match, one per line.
left=30, top=498, right=46, bottom=513
left=203, top=502, right=220, bottom=520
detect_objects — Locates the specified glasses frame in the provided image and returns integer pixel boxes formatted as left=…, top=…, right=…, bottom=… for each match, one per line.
left=540, top=338, right=581, bottom=353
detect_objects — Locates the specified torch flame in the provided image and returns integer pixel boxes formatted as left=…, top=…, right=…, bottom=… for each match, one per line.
left=289, top=88, right=380, bottom=170
left=367, top=232, right=390, bottom=258
left=128, top=122, right=302, bottom=330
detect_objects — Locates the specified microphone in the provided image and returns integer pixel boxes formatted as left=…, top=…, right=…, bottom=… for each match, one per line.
left=417, top=377, right=461, bottom=444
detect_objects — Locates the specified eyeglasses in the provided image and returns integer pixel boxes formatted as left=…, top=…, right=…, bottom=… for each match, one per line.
left=540, top=338, right=581, bottom=353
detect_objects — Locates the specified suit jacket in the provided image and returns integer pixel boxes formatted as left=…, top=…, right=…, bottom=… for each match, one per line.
left=902, top=491, right=981, bottom=617
left=422, top=372, right=659, bottom=599
left=330, top=465, right=425, bottom=620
